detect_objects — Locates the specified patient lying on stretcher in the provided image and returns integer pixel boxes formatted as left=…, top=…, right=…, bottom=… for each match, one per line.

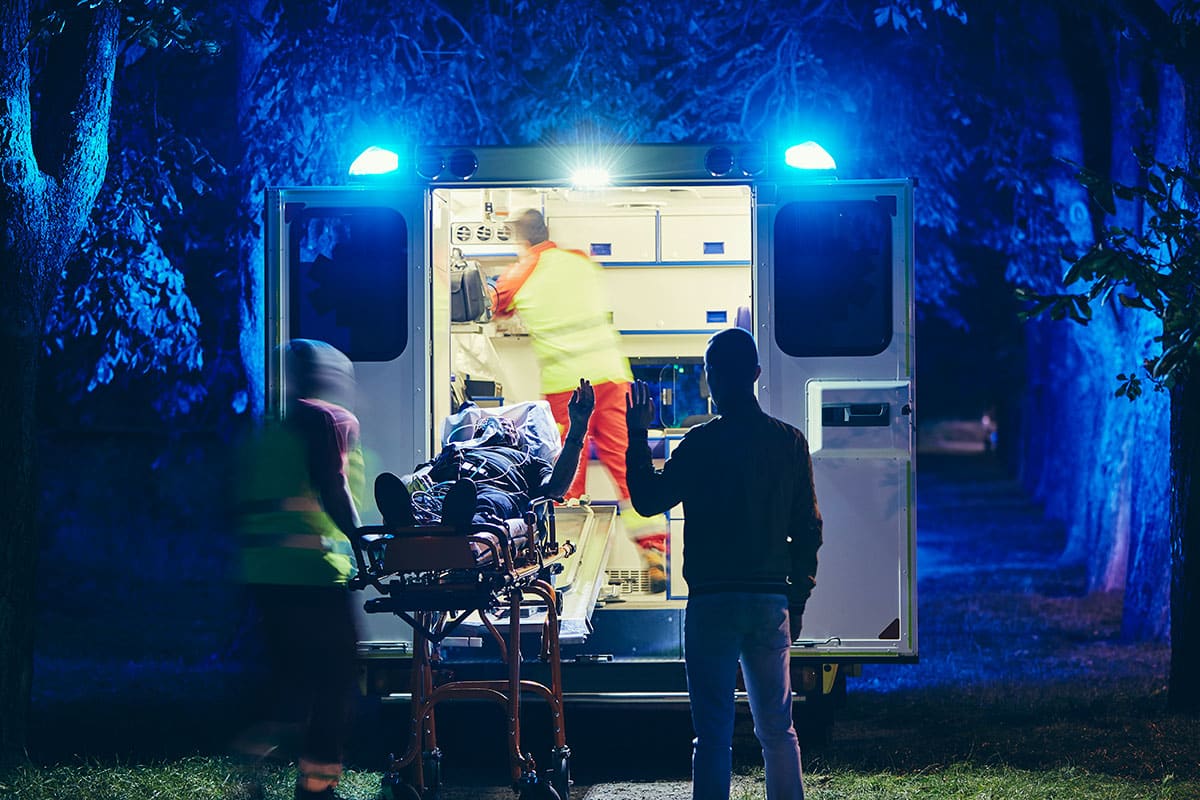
left=376, top=379, right=595, bottom=532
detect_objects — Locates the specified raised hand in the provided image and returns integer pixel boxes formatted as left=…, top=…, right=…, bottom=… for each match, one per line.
left=567, top=378, right=595, bottom=432
left=625, top=380, right=656, bottom=434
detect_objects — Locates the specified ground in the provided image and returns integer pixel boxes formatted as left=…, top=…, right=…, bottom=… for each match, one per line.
left=25, top=442, right=1197, bottom=798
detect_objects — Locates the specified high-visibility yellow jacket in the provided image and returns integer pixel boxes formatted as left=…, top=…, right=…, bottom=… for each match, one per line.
left=235, top=410, right=361, bottom=586
left=493, top=241, right=632, bottom=394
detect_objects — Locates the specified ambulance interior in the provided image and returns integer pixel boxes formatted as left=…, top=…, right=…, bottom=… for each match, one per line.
left=436, top=184, right=753, bottom=602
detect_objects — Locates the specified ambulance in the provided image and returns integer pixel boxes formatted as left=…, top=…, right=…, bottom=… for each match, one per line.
left=264, top=141, right=917, bottom=732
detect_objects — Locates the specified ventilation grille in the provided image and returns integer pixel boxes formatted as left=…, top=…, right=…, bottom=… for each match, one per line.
left=605, top=569, right=651, bottom=594
left=452, top=222, right=514, bottom=244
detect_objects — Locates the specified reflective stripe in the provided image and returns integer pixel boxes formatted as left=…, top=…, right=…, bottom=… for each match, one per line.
left=535, top=313, right=612, bottom=337
left=539, top=336, right=623, bottom=367
left=241, top=532, right=353, bottom=553
left=298, top=757, right=343, bottom=791
left=619, top=499, right=668, bottom=538
left=237, top=497, right=323, bottom=515
left=509, top=247, right=633, bottom=394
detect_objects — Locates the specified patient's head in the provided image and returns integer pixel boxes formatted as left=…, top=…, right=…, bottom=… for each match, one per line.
left=449, top=413, right=523, bottom=450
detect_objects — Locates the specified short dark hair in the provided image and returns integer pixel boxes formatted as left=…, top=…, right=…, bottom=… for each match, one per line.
left=705, top=327, right=759, bottom=385
left=511, top=209, right=549, bottom=245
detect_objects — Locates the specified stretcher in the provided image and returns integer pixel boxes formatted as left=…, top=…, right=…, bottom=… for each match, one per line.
left=350, top=494, right=576, bottom=800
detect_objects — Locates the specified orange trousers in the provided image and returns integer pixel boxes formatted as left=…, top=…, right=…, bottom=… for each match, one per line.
left=547, top=380, right=631, bottom=501
left=547, top=380, right=668, bottom=553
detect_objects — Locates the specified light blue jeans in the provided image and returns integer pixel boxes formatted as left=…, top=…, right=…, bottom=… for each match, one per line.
left=685, top=592, right=803, bottom=800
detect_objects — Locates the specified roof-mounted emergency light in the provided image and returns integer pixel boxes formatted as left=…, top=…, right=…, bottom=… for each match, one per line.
left=570, top=166, right=611, bottom=190
left=784, top=141, right=837, bottom=172
left=348, top=146, right=400, bottom=176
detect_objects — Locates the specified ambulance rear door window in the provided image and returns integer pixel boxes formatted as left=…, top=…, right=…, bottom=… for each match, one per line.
left=773, top=199, right=893, bottom=358
left=288, top=207, right=408, bottom=361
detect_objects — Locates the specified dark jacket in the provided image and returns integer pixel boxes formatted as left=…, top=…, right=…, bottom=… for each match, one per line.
left=625, top=396, right=822, bottom=614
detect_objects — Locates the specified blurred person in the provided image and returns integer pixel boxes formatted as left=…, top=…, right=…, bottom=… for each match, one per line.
left=624, top=328, right=823, bottom=800
left=375, top=380, right=595, bottom=531
left=233, top=339, right=363, bottom=800
left=492, top=209, right=669, bottom=591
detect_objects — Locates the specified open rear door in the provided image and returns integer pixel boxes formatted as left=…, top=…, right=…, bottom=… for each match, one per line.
left=265, top=185, right=432, bottom=649
left=755, top=178, right=917, bottom=659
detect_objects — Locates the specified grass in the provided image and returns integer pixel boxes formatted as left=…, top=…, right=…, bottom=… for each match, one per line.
left=4, top=761, right=1198, bottom=799
left=0, top=759, right=380, bottom=800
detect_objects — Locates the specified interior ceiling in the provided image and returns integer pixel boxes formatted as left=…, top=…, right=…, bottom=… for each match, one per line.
left=442, top=185, right=750, bottom=220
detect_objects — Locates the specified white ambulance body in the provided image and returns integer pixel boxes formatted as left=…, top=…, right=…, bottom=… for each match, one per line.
left=264, top=143, right=916, bottom=712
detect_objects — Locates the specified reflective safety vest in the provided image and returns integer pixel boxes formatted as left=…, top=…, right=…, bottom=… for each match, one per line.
left=235, top=421, right=359, bottom=586
left=495, top=242, right=632, bottom=394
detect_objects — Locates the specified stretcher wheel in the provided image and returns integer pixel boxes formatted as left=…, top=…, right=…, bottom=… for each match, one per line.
left=550, top=751, right=571, bottom=800
left=517, top=782, right=560, bottom=800
left=379, top=774, right=421, bottom=800
left=422, top=749, right=442, bottom=796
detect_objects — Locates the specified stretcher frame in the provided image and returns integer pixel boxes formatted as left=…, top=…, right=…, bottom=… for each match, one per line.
left=351, top=498, right=575, bottom=799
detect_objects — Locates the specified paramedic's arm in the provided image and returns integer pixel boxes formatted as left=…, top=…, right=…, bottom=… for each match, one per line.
left=306, top=406, right=363, bottom=536
left=624, top=380, right=685, bottom=516
left=542, top=379, right=595, bottom=498
left=491, top=251, right=536, bottom=320
left=788, top=435, right=823, bottom=638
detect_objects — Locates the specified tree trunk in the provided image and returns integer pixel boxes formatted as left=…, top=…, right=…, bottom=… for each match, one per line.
left=0, top=2, right=119, bottom=762
left=0, top=283, right=42, bottom=765
left=1169, top=373, right=1200, bottom=713
left=236, top=0, right=275, bottom=420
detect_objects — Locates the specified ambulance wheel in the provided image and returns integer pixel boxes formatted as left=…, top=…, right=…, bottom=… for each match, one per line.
left=550, top=751, right=571, bottom=800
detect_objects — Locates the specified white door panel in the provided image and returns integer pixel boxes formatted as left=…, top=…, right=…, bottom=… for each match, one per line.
left=754, top=178, right=917, bottom=658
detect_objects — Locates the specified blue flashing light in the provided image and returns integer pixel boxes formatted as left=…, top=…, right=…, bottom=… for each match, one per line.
left=349, top=146, right=400, bottom=176
left=784, top=141, right=837, bottom=171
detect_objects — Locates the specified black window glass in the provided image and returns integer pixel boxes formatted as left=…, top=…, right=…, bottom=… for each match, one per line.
left=288, top=206, right=408, bottom=361
left=773, top=199, right=893, bottom=357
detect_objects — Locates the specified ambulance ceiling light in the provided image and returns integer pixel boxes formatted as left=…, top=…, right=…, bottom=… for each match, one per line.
left=785, top=141, right=836, bottom=171
left=570, top=166, right=611, bottom=190
left=348, top=146, right=400, bottom=176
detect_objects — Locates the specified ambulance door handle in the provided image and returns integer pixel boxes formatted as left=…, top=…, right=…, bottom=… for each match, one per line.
left=821, top=403, right=890, bottom=427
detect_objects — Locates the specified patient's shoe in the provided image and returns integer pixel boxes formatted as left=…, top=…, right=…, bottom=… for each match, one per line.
left=642, top=549, right=668, bottom=594
left=375, top=472, right=416, bottom=528
left=440, top=478, right=478, bottom=530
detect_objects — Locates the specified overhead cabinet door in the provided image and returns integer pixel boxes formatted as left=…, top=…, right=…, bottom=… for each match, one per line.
left=755, top=179, right=917, bottom=659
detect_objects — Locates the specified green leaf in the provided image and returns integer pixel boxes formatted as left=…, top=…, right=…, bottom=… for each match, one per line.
left=1117, top=293, right=1151, bottom=310
left=1063, top=248, right=1108, bottom=285
left=1072, top=295, right=1093, bottom=321
left=1078, top=169, right=1116, bottom=215
left=1148, top=171, right=1168, bottom=198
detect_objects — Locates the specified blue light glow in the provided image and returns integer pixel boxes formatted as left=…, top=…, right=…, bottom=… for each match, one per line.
left=348, top=146, right=400, bottom=176
left=784, top=141, right=837, bottom=171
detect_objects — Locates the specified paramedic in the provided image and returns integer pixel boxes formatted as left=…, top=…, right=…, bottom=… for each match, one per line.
left=376, top=380, right=595, bottom=529
left=493, top=209, right=669, bottom=591
left=624, top=327, right=822, bottom=800
left=234, top=339, right=364, bottom=800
